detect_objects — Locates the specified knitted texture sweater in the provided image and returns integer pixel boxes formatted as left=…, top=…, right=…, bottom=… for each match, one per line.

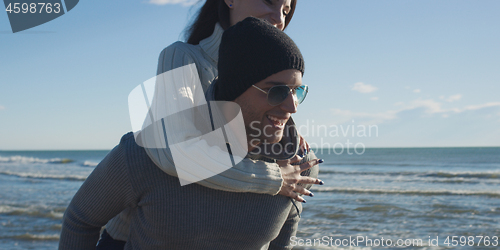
left=104, top=23, right=295, bottom=242
left=59, top=132, right=318, bottom=249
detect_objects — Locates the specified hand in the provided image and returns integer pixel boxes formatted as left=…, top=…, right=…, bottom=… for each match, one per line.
left=298, top=134, right=310, bottom=156
left=277, top=155, right=323, bottom=203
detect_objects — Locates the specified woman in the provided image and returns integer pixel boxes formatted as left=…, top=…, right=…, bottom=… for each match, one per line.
left=98, top=0, right=322, bottom=248
left=60, top=17, right=319, bottom=250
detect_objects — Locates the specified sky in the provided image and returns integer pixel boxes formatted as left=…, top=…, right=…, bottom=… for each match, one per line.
left=1, top=0, right=499, bottom=150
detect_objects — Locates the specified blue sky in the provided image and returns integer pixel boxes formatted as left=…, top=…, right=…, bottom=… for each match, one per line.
left=1, top=0, right=499, bottom=150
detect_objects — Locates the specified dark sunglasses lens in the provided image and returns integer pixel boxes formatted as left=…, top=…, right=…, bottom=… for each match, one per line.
left=268, top=85, right=290, bottom=106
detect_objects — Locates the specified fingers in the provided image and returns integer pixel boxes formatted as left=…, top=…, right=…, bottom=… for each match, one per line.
left=298, top=176, right=324, bottom=186
left=295, top=185, right=314, bottom=198
left=290, top=192, right=307, bottom=203
left=278, top=184, right=306, bottom=203
left=277, top=155, right=302, bottom=167
left=298, top=134, right=307, bottom=155
left=279, top=183, right=316, bottom=203
left=279, top=152, right=324, bottom=169
left=277, top=176, right=325, bottom=202
left=298, top=134, right=312, bottom=157
left=288, top=154, right=302, bottom=164
left=277, top=157, right=325, bottom=202
left=299, top=158, right=324, bottom=172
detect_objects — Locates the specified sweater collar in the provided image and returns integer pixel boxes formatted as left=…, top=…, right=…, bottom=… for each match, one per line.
left=198, top=23, right=224, bottom=64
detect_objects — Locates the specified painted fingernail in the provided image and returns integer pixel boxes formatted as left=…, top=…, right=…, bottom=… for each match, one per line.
left=302, top=199, right=307, bottom=203
left=319, top=180, right=324, bottom=185
left=298, top=153, right=304, bottom=158
left=318, top=159, right=324, bottom=163
left=309, top=192, right=314, bottom=197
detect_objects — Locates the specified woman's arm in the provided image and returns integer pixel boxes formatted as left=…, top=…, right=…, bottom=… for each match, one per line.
left=59, top=143, right=135, bottom=250
left=148, top=44, right=321, bottom=197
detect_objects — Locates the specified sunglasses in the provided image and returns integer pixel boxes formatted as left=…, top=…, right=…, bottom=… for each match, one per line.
left=252, top=84, right=309, bottom=106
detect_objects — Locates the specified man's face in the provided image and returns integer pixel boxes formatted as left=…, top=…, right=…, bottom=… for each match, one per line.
left=233, top=69, right=302, bottom=147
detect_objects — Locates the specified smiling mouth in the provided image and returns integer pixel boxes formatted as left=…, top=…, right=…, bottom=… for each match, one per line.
left=267, top=115, right=287, bottom=129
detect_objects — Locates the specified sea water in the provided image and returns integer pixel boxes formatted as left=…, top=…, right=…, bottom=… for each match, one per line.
left=0, top=148, right=499, bottom=249
left=296, top=147, right=500, bottom=249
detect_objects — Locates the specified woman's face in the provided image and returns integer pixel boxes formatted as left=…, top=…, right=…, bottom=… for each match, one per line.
left=226, top=0, right=292, bottom=31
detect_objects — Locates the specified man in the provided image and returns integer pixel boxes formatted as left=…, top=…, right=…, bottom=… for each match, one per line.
left=60, top=17, right=320, bottom=250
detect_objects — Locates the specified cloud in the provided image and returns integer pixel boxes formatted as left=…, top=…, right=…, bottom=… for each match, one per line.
left=406, top=99, right=443, bottom=114
left=446, top=94, right=462, bottom=102
left=329, top=99, right=500, bottom=125
left=394, top=99, right=500, bottom=117
left=328, top=99, right=444, bottom=125
left=352, top=82, right=377, bottom=93
left=147, top=0, right=198, bottom=6
left=461, top=102, right=500, bottom=111
left=330, top=108, right=397, bottom=125
left=413, top=89, right=421, bottom=93
left=370, top=97, right=379, bottom=101
left=322, top=100, right=500, bottom=147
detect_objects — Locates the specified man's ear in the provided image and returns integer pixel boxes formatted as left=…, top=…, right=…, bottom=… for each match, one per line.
left=224, top=0, right=235, bottom=8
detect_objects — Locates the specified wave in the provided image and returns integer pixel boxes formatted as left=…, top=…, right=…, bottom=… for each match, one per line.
left=319, top=170, right=500, bottom=180
left=425, top=172, right=500, bottom=179
left=353, top=204, right=410, bottom=212
left=324, top=161, right=500, bottom=168
left=0, top=170, right=87, bottom=181
left=11, top=233, right=60, bottom=241
left=0, top=155, right=73, bottom=164
left=320, top=170, right=414, bottom=176
left=326, top=162, right=426, bottom=167
left=313, top=187, right=500, bottom=198
left=82, top=160, right=99, bottom=167
left=0, top=205, right=65, bottom=220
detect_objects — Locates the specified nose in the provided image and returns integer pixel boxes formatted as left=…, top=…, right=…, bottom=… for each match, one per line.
left=279, top=91, right=297, bottom=114
left=269, top=6, right=285, bottom=30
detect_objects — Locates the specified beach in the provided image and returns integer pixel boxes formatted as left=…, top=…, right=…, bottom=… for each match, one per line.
left=1, top=147, right=499, bottom=249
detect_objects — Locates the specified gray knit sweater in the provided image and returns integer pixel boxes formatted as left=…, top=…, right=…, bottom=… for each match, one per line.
left=106, top=23, right=292, bottom=242
left=59, top=132, right=318, bottom=249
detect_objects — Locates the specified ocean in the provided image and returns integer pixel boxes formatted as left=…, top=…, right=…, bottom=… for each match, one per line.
left=0, top=147, right=499, bottom=249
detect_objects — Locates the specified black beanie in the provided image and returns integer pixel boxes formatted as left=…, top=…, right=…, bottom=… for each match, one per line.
left=215, top=17, right=305, bottom=101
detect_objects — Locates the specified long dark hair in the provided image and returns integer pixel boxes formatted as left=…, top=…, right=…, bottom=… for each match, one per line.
left=186, top=0, right=297, bottom=45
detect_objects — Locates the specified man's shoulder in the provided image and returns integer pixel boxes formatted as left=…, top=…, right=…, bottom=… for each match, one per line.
left=118, top=132, right=136, bottom=148
left=118, top=132, right=147, bottom=158
left=120, top=131, right=135, bottom=142
left=116, top=132, right=166, bottom=181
